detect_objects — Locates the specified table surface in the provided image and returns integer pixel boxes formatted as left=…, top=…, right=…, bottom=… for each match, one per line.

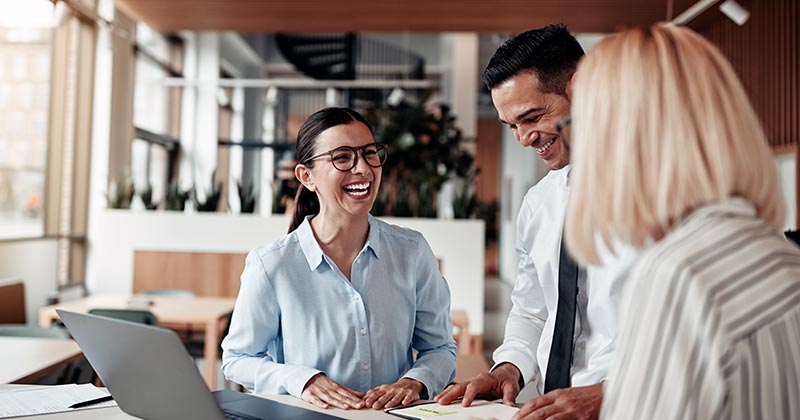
left=38, top=294, right=236, bottom=327
left=38, top=294, right=235, bottom=390
left=0, top=385, right=405, bottom=419
left=0, top=337, right=82, bottom=384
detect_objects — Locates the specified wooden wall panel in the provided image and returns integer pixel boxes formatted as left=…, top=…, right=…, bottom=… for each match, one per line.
left=475, top=118, right=501, bottom=203
left=695, top=0, right=799, bottom=151
left=133, top=251, right=246, bottom=298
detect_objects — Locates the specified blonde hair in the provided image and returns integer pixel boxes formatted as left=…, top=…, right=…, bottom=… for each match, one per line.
left=566, top=24, right=785, bottom=265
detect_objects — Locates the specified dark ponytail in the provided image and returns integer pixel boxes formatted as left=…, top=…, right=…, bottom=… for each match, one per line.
left=287, top=107, right=373, bottom=233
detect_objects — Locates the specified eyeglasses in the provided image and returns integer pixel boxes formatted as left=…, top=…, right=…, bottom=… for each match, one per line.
left=303, top=143, right=388, bottom=172
left=556, top=116, right=572, bottom=145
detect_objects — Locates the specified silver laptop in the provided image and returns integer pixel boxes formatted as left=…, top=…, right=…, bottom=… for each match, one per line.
left=57, top=309, right=340, bottom=420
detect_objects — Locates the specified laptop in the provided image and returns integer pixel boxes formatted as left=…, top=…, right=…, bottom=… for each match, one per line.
left=57, top=309, right=340, bottom=420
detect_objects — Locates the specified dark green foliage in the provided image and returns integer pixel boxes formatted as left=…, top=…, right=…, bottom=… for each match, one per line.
left=165, top=179, right=192, bottom=211
left=193, top=171, right=222, bottom=212
left=138, top=184, right=159, bottom=210
left=237, top=179, right=257, bottom=214
left=106, top=176, right=135, bottom=209
left=364, top=91, right=477, bottom=218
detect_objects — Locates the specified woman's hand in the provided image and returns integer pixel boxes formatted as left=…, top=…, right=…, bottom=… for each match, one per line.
left=301, top=373, right=365, bottom=410
left=363, top=378, right=424, bottom=409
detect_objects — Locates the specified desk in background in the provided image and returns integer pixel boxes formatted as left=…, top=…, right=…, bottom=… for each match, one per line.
left=38, top=294, right=234, bottom=390
left=0, top=337, right=81, bottom=384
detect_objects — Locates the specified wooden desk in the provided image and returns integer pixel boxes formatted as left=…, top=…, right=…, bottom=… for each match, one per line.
left=39, top=294, right=235, bottom=390
left=0, top=337, right=82, bottom=384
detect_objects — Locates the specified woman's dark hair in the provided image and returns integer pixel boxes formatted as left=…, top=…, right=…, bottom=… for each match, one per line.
left=288, top=107, right=373, bottom=233
left=483, top=24, right=584, bottom=95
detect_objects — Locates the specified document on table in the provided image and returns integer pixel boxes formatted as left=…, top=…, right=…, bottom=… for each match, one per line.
left=386, top=400, right=518, bottom=420
left=0, top=384, right=117, bottom=418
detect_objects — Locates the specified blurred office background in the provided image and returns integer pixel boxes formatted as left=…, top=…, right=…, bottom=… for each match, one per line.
left=0, top=0, right=797, bottom=386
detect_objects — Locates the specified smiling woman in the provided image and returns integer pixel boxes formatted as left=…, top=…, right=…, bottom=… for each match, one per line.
left=221, top=107, right=457, bottom=412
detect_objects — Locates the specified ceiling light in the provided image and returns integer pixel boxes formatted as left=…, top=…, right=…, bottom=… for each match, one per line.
left=719, top=0, right=750, bottom=26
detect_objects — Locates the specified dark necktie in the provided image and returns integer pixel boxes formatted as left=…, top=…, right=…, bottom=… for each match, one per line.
left=544, top=236, right=580, bottom=393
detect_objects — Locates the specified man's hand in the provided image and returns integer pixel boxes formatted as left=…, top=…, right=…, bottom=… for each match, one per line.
left=363, top=378, right=424, bottom=409
left=434, top=363, right=522, bottom=407
left=512, top=383, right=603, bottom=420
left=301, top=373, right=365, bottom=410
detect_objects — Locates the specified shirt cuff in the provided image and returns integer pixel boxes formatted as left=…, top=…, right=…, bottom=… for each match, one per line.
left=401, top=372, right=432, bottom=400
left=256, top=360, right=322, bottom=398
left=492, top=349, right=537, bottom=387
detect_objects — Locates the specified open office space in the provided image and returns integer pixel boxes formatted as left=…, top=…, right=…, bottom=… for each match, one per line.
left=1, top=0, right=798, bottom=419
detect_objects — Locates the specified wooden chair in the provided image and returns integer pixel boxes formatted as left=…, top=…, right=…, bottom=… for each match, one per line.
left=0, top=280, right=26, bottom=324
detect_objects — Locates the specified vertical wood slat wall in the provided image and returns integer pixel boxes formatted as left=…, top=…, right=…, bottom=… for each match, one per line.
left=697, top=0, right=798, bottom=151
left=695, top=0, right=798, bottom=228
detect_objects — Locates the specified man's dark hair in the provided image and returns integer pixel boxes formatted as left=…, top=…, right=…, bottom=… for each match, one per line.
left=482, top=24, right=584, bottom=95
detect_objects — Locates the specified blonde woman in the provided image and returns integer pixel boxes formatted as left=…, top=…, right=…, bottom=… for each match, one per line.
left=565, top=25, right=800, bottom=420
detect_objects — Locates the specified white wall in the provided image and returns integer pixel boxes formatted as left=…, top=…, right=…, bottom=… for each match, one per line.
left=442, top=33, right=478, bottom=139
left=775, top=152, right=797, bottom=230
left=498, top=128, right=548, bottom=285
left=0, top=239, right=58, bottom=324
left=86, top=210, right=485, bottom=334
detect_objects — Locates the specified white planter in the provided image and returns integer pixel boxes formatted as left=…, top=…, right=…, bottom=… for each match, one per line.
left=87, top=209, right=485, bottom=334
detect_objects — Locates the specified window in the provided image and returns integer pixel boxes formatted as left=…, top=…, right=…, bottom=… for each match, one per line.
left=131, top=23, right=183, bottom=209
left=0, top=0, right=54, bottom=239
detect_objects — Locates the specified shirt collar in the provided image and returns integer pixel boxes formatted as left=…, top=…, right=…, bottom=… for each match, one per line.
left=365, top=214, right=381, bottom=260
left=297, top=216, right=325, bottom=271
left=551, top=164, right=571, bottom=188
left=680, top=196, right=756, bottom=226
left=296, top=215, right=381, bottom=271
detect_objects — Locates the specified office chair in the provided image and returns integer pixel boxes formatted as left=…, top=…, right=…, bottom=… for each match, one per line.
left=140, top=289, right=196, bottom=298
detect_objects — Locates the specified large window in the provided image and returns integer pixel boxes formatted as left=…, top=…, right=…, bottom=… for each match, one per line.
left=131, top=23, right=182, bottom=208
left=0, top=0, right=54, bottom=239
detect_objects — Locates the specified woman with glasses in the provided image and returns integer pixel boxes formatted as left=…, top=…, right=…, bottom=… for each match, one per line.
left=561, top=25, right=800, bottom=420
left=221, top=107, right=456, bottom=411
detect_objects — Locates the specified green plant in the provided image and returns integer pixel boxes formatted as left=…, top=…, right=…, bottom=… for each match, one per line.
left=105, top=176, right=135, bottom=209
left=193, top=171, right=222, bottom=212
left=364, top=91, right=476, bottom=218
left=138, top=183, right=160, bottom=210
left=165, top=179, right=192, bottom=211
left=237, top=179, right=257, bottom=214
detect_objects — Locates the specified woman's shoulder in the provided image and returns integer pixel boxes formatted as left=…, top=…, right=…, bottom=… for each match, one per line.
left=249, top=231, right=303, bottom=262
left=371, top=216, right=424, bottom=244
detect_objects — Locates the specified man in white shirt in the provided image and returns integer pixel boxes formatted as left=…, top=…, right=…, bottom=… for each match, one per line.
left=435, top=25, right=636, bottom=420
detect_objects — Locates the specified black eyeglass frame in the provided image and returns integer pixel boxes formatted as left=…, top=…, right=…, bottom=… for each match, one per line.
left=302, top=143, right=388, bottom=172
left=556, top=116, right=572, bottom=145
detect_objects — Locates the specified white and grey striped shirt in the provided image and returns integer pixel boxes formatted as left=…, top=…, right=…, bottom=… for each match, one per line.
left=601, top=198, right=800, bottom=420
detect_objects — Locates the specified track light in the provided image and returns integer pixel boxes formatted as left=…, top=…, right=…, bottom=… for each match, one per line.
left=719, top=0, right=750, bottom=26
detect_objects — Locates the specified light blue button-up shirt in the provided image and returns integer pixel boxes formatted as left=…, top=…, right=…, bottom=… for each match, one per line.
left=221, top=215, right=456, bottom=399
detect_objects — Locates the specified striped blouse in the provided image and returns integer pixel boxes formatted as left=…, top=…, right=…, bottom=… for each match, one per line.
left=601, top=198, right=800, bottom=420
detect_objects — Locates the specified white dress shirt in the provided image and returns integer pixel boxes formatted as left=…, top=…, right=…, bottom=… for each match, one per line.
left=493, top=165, right=639, bottom=395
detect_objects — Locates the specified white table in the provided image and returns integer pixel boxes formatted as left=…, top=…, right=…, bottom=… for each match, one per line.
left=0, top=385, right=399, bottom=419
left=39, top=294, right=235, bottom=389
left=0, top=337, right=82, bottom=384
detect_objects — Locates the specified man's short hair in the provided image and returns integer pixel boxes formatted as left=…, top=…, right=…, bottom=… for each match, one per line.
left=483, top=24, right=584, bottom=95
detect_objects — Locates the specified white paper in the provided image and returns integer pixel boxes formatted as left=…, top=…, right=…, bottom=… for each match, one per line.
left=0, top=384, right=117, bottom=418
left=387, top=400, right=519, bottom=420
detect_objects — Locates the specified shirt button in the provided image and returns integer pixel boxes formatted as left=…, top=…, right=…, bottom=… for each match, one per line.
left=360, top=328, right=367, bottom=335
left=577, top=341, right=586, bottom=349
left=362, top=363, right=369, bottom=370
left=352, top=295, right=359, bottom=301
left=578, top=292, right=587, bottom=301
